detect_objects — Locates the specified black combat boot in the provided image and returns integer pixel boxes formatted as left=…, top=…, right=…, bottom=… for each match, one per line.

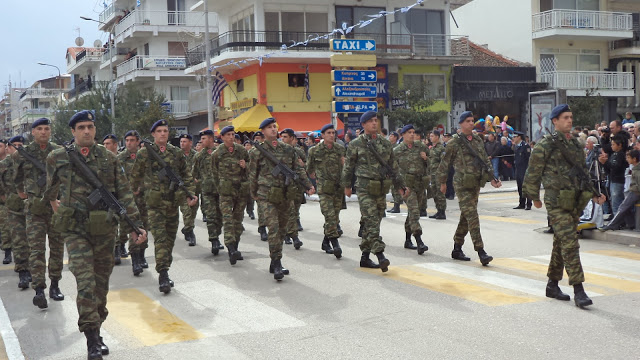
left=374, top=252, right=390, bottom=272
left=404, top=232, right=417, bottom=250
left=387, top=203, right=400, bottom=213
left=26, top=271, right=32, bottom=282
left=131, top=251, right=143, bottom=276
left=96, top=328, right=109, bottom=355
left=477, top=249, right=493, bottom=266
left=258, top=226, right=268, bottom=241
left=428, top=211, right=437, bottom=219
left=415, top=235, right=428, bottom=255
left=434, top=210, right=446, bottom=220
left=329, top=238, right=342, bottom=259
left=248, top=210, right=255, bottom=220
left=188, top=230, right=196, bottom=246
left=140, top=249, right=148, bottom=269
left=181, top=227, right=189, bottom=241
left=113, top=246, right=121, bottom=265
left=227, top=243, right=242, bottom=265
left=420, top=209, right=428, bottom=217
left=158, top=270, right=171, bottom=294
left=451, top=243, right=470, bottom=261
left=211, top=238, right=220, bottom=255
left=49, top=280, right=64, bottom=301
left=297, top=219, right=303, bottom=232
left=321, top=236, right=334, bottom=254
left=269, top=259, right=289, bottom=275
left=120, top=243, right=129, bottom=258
left=84, top=328, right=103, bottom=360
left=284, top=235, right=293, bottom=245
left=545, top=279, right=570, bottom=301
left=3, top=248, right=12, bottom=264
left=573, top=283, right=593, bottom=308
left=292, top=236, right=303, bottom=250
left=202, top=214, right=208, bottom=222
left=359, top=252, right=380, bottom=268
left=33, top=286, right=48, bottom=309
left=18, top=270, right=29, bottom=289
left=337, top=224, right=343, bottom=236
left=358, top=223, right=364, bottom=238
left=270, top=259, right=285, bottom=280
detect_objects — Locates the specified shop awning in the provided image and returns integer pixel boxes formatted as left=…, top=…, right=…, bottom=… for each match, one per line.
left=232, top=104, right=273, bottom=132
left=271, top=112, right=343, bottom=133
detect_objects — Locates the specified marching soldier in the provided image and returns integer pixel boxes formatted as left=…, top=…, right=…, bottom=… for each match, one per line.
left=117, top=130, right=149, bottom=275
left=0, top=140, right=10, bottom=265
left=393, top=124, right=429, bottom=254
left=102, top=134, right=129, bottom=265
left=13, top=118, right=65, bottom=308
left=244, top=140, right=256, bottom=219
left=436, top=111, right=501, bottom=266
left=428, top=130, right=447, bottom=219
left=250, top=131, right=268, bottom=242
left=102, top=134, right=118, bottom=155
left=213, top=126, right=250, bottom=265
left=306, top=124, right=345, bottom=258
left=249, top=118, right=314, bottom=280
left=513, top=131, right=532, bottom=210
left=415, top=130, right=429, bottom=217
left=178, top=134, right=199, bottom=246
left=523, top=104, right=605, bottom=308
left=131, top=119, right=197, bottom=294
left=342, top=111, right=405, bottom=272
left=387, top=131, right=402, bottom=214
left=192, top=129, right=224, bottom=254
left=280, top=128, right=305, bottom=248
left=43, top=110, right=147, bottom=359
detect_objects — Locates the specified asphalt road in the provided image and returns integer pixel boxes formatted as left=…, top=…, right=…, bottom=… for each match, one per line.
left=1, top=184, right=639, bottom=360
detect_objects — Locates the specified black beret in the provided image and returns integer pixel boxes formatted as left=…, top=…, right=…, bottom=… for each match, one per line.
left=253, top=131, right=264, bottom=139
left=259, top=117, right=276, bottom=129
left=32, top=117, right=51, bottom=128
left=320, top=124, right=334, bottom=133
left=360, top=111, right=377, bottom=124
left=178, top=134, right=193, bottom=140
left=199, top=129, right=214, bottom=136
left=69, top=110, right=94, bottom=128
left=459, top=111, right=473, bottom=123
left=103, top=134, right=117, bottom=142
left=400, top=124, right=414, bottom=134
left=124, top=130, right=140, bottom=139
left=9, top=135, right=25, bottom=143
left=150, top=119, right=169, bottom=132
left=220, top=126, right=235, bottom=136
left=550, top=104, right=570, bottom=120
left=280, top=128, right=295, bottom=136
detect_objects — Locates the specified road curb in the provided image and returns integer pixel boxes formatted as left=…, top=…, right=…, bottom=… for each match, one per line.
left=581, top=229, right=640, bottom=247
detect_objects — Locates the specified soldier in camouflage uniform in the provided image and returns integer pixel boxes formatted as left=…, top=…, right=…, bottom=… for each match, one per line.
left=213, top=126, right=250, bottom=265
left=103, top=133, right=129, bottom=265
left=12, top=118, right=65, bottom=307
left=131, top=119, right=197, bottom=294
left=178, top=134, right=199, bottom=246
left=0, top=140, right=11, bottom=265
left=280, top=128, right=306, bottom=249
left=249, top=118, right=314, bottom=280
left=393, top=124, right=429, bottom=254
left=244, top=141, right=256, bottom=219
left=387, top=131, right=402, bottom=213
left=428, top=130, right=447, bottom=219
left=307, top=124, right=345, bottom=258
left=436, top=111, right=501, bottom=266
left=117, top=130, right=149, bottom=276
left=249, top=131, right=268, bottom=242
left=523, top=104, right=604, bottom=308
left=342, top=111, right=405, bottom=272
left=415, top=131, right=429, bottom=217
left=44, top=110, right=146, bottom=359
left=1, top=137, right=30, bottom=289
left=192, top=129, right=224, bottom=254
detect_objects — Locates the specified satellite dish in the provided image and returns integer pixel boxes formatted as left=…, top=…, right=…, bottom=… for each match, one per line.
left=93, top=40, right=103, bottom=48
left=75, top=37, right=85, bottom=46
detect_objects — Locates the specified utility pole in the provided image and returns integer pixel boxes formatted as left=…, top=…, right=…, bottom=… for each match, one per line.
left=203, top=0, right=214, bottom=131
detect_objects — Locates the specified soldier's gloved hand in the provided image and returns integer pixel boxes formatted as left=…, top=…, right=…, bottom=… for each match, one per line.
left=440, top=184, right=447, bottom=194
left=344, top=187, right=352, bottom=198
left=132, top=229, right=148, bottom=244
left=533, top=200, right=543, bottom=209
left=491, top=179, right=501, bottom=188
left=306, top=186, right=316, bottom=196
left=187, top=195, right=198, bottom=207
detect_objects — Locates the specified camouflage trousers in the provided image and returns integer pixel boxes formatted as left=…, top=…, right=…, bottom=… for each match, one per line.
left=201, top=192, right=222, bottom=241
left=220, top=194, right=246, bottom=247
left=0, top=204, right=9, bottom=250
left=403, top=188, right=422, bottom=236
left=258, top=199, right=288, bottom=260
left=357, top=186, right=387, bottom=254
left=65, top=227, right=115, bottom=332
left=257, top=194, right=266, bottom=227
left=180, top=192, right=200, bottom=232
left=319, top=190, right=343, bottom=238
left=148, top=200, right=179, bottom=273
left=27, top=201, right=64, bottom=290
left=122, top=194, right=149, bottom=253
left=391, top=185, right=403, bottom=204
left=453, top=186, right=484, bottom=251
left=9, top=210, right=28, bottom=272
left=430, top=176, right=447, bottom=211
left=419, top=188, right=427, bottom=211
left=547, top=206, right=585, bottom=285
left=286, top=194, right=303, bottom=237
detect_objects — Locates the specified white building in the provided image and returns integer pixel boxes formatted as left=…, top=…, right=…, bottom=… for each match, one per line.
left=14, top=76, right=71, bottom=137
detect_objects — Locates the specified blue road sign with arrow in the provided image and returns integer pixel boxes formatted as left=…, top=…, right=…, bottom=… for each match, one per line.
left=331, top=70, right=377, bottom=82
left=332, top=101, right=378, bottom=113
left=332, top=85, right=377, bottom=98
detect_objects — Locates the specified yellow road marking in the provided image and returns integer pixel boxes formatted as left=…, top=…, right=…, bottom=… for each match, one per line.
left=587, top=250, right=640, bottom=261
left=1, top=259, right=69, bottom=272
left=107, top=289, right=204, bottom=346
left=359, top=266, right=537, bottom=306
left=0, top=333, right=7, bottom=360
left=479, top=215, right=544, bottom=224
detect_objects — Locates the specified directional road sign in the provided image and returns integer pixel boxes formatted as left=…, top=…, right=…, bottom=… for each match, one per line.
left=332, top=101, right=378, bottom=113
left=332, top=85, right=377, bottom=98
left=330, top=39, right=376, bottom=52
left=331, top=70, right=377, bottom=83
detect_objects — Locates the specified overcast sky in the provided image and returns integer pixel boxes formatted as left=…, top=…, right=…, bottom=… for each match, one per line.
left=1, top=0, right=106, bottom=91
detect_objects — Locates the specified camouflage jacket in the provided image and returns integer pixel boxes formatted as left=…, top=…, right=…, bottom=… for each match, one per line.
left=13, top=141, right=60, bottom=197
left=213, top=143, right=249, bottom=193
left=429, top=142, right=445, bottom=178
left=436, top=133, right=494, bottom=186
left=393, top=141, right=428, bottom=178
left=43, top=143, right=141, bottom=231
left=630, top=163, right=640, bottom=195
left=0, top=157, right=13, bottom=201
left=183, top=148, right=197, bottom=169
left=130, top=142, right=195, bottom=201
left=294, top=144, right=307, bottom=164
left=523, top=131, right=590, bottom=204
left=117, top=149, right=138, bottom=179
left=342, top=133, right=404, bottom=188
left=193, top=147, right=217, bottom=194
left=249, top=140, right=311, bottom=200
left=307, top=141, right=345, bottom=191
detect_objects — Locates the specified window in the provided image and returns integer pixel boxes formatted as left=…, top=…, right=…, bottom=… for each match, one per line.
left=170, top=86, right=189, bottom=101
left=264, top=11, right=328, bottom=43
left=168, top=42, right=187, bottom=56
left=395, top=9, right=444, bottom=35
left=236, top=79, right=244, bottom=92
left=539, top=49, right=601, bottom=72
left=335, top=6, right=385, bottom=38
left=403, top=74, right=446, bottom=100
left=549, top=0, right=599, bottom=10
left=231, top=7, right=255, bottom=42
left=288, top=74, right=305, bottom=88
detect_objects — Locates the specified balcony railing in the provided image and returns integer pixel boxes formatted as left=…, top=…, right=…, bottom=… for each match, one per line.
left=164, top=100, right=189, bottom=115
left=99, top=2, right=117, bottom=26
left=533, top=10, right=633, bottom=32
left=610, top=37, right=640, bottom=51
left=25, top=108, right=52, bottom=115
left=67, top=82, right=92, bottom=98
left=540, top=71, right=634, bottom=91
left=115, top=10, right=218, bottom=38
left=20, top=88, right=66, bottom=99
left=117, top=55, right=187, bottom=77
left=102, top=47, right=131, bottom=63
left=185, top=31, right=470, bottom=67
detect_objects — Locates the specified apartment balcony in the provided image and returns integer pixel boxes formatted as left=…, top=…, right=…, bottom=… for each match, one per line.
left=100, top=47, right=131, bottom=69
left=539, top=70, right=634, bottom=97
left=20, top=88, right=67, bottom=100
left=114, top=10, right=218, bottom=45
left=185, top=31, right=471, bottom=71
left=98, top=2, right=118, bottom=31
left=67, top=48, right=105, bottom=74
left=532, top=10, right=633, bottom=40
left=116, top=55, right=189, bottom=84
left=610, top=37, right=640, bottom=58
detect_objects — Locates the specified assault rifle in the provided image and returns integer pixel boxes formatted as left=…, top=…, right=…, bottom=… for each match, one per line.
left=65, top=144, right=143, bottom=236
left=252, top=141, right=311, bottom=190
left=551, top=134, right=600, bottom=197
left=8, top=143, right=47, bottom=187
left=365, top=138, right=406, bottom=191
left=459, top=135, right=499, bottom=182
left=141, top=139, right=195, bottom=199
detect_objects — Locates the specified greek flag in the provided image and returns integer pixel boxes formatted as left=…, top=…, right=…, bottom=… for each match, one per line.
left=211, top=71, right=228, bottom=106
left=304, top=65, right=311, bottom=101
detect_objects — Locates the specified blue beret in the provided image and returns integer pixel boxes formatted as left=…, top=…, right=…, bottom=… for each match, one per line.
left=178, top=134, right=192, bottom=140
left=215, top=138, right=223, bottom=144
left=31, top=117, right=51, bottom=129
left=259, top=117, right=276, bottom=129
left=124, top=130, right=139, bottom=138
left=432, top=130, right=441, bottom=136
left=459, top=111, right=473, bottom=123
left=199, top=129, right=214, bottom=136
left=234, top=134, right=241, bottom=140
left=68, top=110, right=95, bottom=128
left=360, top=110, right=377, bottom=124
left=150, top=119, right=169, bottom=132
left=389, top=131, right=399, bottom=138
left=400, top=124, right=414, bottom=134
left=220, top=126, right=235, bottom=136
left=280, top=128, right=295, bottom=136
left=320, top=124, right=334, bottom=133
left=9, top=135, right=24, bottom=144
left=550, top=104, right=570, bottom=120
left=252, top=131, right=264, bottom=140
left=103, top=134, right=117, bottom=142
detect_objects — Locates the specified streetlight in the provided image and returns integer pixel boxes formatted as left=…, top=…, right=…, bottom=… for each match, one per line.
left=37, top=62, right=62, bottom=90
